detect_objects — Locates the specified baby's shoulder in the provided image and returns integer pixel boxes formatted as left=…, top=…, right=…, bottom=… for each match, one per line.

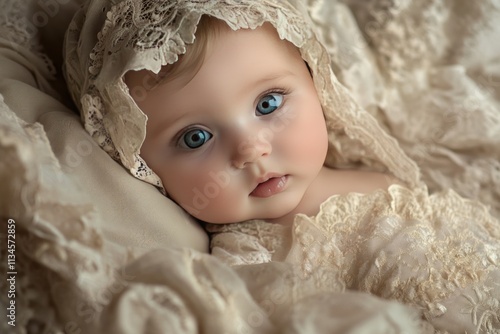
left=271, top=168, right=402, bottom=224
left=314, top=167, right=402, bottom=197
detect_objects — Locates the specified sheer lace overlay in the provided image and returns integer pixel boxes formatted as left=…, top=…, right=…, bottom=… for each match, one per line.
left=208, top=185, right=500, bottom=332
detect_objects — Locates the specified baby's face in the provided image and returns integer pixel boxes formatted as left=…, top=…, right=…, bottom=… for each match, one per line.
left=127, top=23, right=328, bottom=224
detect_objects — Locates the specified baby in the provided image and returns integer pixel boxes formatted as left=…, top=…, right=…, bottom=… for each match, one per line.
left=64, top=0, right=500, bottom=332
left=124, top=16, right=397, bottom=226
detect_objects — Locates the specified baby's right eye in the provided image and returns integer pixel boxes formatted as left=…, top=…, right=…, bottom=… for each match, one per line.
left=180, top=128, right=213, bottom=149
left=256, top=92, right=284, bottom=115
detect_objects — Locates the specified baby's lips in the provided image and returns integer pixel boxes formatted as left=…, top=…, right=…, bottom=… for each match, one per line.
left=250, top=175, right=288, bottom=197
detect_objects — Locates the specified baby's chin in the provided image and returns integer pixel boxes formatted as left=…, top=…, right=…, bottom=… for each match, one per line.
left=188, top=209, right=249, bottom=225
left=183, top=191, right=304, bottom=224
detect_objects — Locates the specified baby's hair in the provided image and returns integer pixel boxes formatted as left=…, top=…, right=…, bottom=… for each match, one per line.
left=154, top=15, right=227, bottom=89
left=126, top=16, right=312, bottom=93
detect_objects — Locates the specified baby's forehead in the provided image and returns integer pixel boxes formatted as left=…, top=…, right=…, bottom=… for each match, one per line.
left=125, top=22, right=301, bottom=97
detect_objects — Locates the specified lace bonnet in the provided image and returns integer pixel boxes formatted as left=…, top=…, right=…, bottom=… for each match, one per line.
left=64, top=0, right=420, bottom=191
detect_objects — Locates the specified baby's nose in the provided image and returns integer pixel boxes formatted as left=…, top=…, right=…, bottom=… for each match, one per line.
left=231, top=129, right=273, bottom=169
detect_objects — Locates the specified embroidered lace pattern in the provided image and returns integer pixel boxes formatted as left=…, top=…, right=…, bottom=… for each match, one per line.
left=209, top=185, right=500, bottom=332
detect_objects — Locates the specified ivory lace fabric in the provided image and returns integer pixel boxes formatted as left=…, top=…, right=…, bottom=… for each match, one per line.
left=1, top=0, right=500, bottom=333
left=208, top=185, right=500, bottom=332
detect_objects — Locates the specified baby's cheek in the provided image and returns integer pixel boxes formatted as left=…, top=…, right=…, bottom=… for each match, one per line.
left=181, top=171, right=233, bottom=212
left=289, top=113, right=327, bottom=161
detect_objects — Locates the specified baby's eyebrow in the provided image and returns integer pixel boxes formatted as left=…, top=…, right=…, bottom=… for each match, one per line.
left=251, top=71, right=294, bottom=88
left=151, top=108, right=193, bottom=139
left=233, top=70, right=294, bottom=101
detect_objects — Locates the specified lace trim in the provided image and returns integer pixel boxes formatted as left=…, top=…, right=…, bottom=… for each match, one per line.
left=207, top=219, right=292, bottom=265
left=209, top=185, right=500, bottom=331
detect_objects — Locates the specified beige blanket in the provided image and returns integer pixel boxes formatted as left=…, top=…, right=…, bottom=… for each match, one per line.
left=1, top=0, right=499, bottom=333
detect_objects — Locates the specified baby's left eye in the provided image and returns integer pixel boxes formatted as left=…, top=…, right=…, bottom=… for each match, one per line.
left=180, top=128, right=213, bottom=149
left=256, top=93, right=283, bottom=115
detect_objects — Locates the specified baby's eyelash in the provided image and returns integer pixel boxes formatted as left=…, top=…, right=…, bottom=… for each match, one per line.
left=259, top=87, right=290, bottom=98
left=255, top=87, right=290, bottom=111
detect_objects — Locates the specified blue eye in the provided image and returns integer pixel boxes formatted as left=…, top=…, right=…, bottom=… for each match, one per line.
left=181, top=128, right=212, bottom=149
left=256, top=93, right=283, bottom=115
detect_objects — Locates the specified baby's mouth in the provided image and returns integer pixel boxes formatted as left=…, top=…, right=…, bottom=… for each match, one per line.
left=250, top=175, right=289, bottom=198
